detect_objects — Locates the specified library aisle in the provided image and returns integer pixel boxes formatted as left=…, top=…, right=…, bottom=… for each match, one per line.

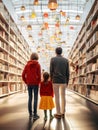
left=0, top=90, right=98, bottom=130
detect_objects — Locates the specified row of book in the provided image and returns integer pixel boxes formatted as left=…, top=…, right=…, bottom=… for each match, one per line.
left=86, top=31, right=98, bottom=50
left=0, top=19, right=8, bottom=31
left=86, top=60, right=98, bottom=72
left=87, top=45, right=98, bottom=60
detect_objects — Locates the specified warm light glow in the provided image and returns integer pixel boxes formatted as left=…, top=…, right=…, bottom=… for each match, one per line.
left=20, top=15, right=25, bottom=20
left=33, top=0, right=39, bottom=5
left=66, top=17, right=70, bottom=23
left=75, top=14, right=80, bottom=20
left=43, top=12, right=49, bottom=18
left=21, top=5, right=26, bottom=11
left=28, top=35, right=33, bottom=40
left=48, top=0, right=58, bottom=10
left=31, top=11, right=36, bottom=18
left=27, top=24, right=32, bottom=30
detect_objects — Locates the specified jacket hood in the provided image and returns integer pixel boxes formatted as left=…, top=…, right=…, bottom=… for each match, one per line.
left=27, top=60, right=39, bottom=67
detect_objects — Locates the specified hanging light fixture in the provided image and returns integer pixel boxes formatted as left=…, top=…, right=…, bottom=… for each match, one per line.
left=21, top=5, right=26, bottom=11
left=75, top=14, right=80, bottom=20
left=43, top=12, right=49, bottom=18
left=20, top=15, right=25, bottom=20
left=66, top=17, right=70, bottom=24
left=28, top=34, right=33, bottom=40
left=75, top=0, right=80, bottom=20
left=31, top=10, right=36, bottom=18
left=48, top=0, right=58, bottom=10
left=26, top=0, right=32, bottom=30
left=33, top=0, right=39, bottom=5
left=27, top=24, right=32, bottom=30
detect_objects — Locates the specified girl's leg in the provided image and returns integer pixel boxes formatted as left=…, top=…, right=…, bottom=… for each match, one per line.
left=44, top=110, right=47, bottom=120
left=49, top=110, right=54, bottom=119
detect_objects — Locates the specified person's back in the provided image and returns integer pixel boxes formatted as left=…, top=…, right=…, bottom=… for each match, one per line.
left=50, top=47, right=69, bottom=119
left=22, top=52, right=41, bottom=120
left=50, top=55, right=69, bottom=84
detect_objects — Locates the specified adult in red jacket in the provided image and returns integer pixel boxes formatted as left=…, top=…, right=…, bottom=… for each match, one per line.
left=22, top=52, right=41, bottom=119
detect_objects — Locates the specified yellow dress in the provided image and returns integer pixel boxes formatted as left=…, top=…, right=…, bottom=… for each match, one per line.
left=39, top=96, right=55, bottom=110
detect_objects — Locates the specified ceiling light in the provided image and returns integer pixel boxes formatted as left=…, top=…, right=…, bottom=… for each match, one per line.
left=34, top=0, right=39, bottom=5
left=66, top=17, right=70, bottom=23
left=48, top=0, right=58, bottom=11
left=28, top=35, right=33, bottom=40
left=20, top=15, right=25, bottom=20
left=31, top=11, right=36, bottom=18
left=75, top=15, right=80, bottom=20
left=75, top=0, right=80, bottom=20
left=21, top=5, right=26, bottom=11
left=43, top=12, right=49, bottom=18
left=27, top=24, right=32, bottom=30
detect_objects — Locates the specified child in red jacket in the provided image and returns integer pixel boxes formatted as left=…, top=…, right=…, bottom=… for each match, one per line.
left=39, top=72, right=55, bottom=121
left=22, top=52, right=41, bottom=120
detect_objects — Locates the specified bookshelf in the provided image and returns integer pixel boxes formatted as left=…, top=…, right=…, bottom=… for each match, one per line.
left=68, top=0, right=98, bottom=104
left=0, top=1, right=31, bottom=97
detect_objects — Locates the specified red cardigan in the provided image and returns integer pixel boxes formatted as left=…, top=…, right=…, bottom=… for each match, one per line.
left=40, top=81, right=54, bottom=97
left=22, top=60, right=41, bottom=85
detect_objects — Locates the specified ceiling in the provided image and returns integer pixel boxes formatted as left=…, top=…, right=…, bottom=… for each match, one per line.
left=2, top=0, right=94, bottom=69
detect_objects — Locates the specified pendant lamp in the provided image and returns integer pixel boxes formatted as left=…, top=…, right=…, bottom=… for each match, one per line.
left=20, top=15, right=25, bottom=20
left=75, top=0, right=80, bottom=20
left=34, top=0, right=39, bottom=5
left=48, top=0, right=58, bottom=10
left=27, top=24, right=32, bottom=30
left=75, top=14, right=80, bottom=20
left=21, top=5, right=26, bottom=11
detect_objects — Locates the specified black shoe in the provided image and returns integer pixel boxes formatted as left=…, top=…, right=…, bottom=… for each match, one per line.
left=33, top=114, right=40, bottom=120
left=29, top=114, right=33, bottom=118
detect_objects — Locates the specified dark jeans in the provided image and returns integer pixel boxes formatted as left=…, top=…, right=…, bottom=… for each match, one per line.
left=27, top=85, right=39, bottom=116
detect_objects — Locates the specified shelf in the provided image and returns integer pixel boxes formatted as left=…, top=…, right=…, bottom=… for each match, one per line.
left=86, top=54, right=98, bottom=63
left=87, top=39, right=98, bottom=52
left=0, top=12, right=9, bottom=26
left=68, top=89, right=98, bottom=105
left=68, top=0, right=98, bottom=105
left=86, top=23, right=98, bottom=41
left=86, top=69, right=98, bottom=74
left=0, top=1, right=31, bottom=97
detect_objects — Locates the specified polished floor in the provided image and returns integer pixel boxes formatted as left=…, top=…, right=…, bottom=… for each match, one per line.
left=0, top=90, right=98, bottom=130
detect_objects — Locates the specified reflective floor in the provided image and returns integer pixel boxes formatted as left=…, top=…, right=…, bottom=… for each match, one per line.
left=0, top=90, right=98, bottom=130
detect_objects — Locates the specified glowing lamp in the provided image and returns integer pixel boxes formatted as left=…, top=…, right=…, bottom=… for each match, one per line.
left=43, top=12, right=49, bottom=18
left=27, top=24, right=32, bottom=30
left=34, top=0, right=39, bottom=5
left=48, top=0, right=58, bottom=10
left=75, top=15, right=80, bottom=20
left=21, top=5, right=25, bottom=11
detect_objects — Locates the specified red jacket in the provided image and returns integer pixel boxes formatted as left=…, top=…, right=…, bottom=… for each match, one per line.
left=22, top=60, right=41, bottom=85
left=40, top=81, right=54, bottom=97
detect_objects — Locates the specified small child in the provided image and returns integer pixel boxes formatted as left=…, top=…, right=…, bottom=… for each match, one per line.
left=39, top=72, right=55, bottom=121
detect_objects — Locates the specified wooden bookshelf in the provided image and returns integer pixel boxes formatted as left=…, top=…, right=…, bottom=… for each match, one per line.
left=68, top=0, right=98, bottom=104
left=0, top=0, right=31, bottom=97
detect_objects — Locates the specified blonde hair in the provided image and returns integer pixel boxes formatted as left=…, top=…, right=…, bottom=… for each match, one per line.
left=30, top=53, right=39, bottom=60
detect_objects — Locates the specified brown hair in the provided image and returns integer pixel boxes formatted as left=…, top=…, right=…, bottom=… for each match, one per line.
left=43, top=72, right=49, bottom=82
left=30, top=53, right=39, bottom=60
left=55, top=47, right=62, bottom=55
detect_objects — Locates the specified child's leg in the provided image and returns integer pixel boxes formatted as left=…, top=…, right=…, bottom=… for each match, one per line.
left=49, top=110, right=54, bottom=119
left=44, top=110, right=47, bottom=120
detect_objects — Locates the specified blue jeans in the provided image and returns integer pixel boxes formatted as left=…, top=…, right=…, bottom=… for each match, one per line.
left=27, top=85, right=39, bottom=116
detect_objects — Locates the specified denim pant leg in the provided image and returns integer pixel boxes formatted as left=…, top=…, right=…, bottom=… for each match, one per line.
left=33, top=86, right=38, bottom=115
left=28, top=86, right=33, bottom=115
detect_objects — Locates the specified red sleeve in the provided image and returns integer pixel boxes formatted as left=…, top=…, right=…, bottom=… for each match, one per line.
left=22, top=65, right=27, bottom=84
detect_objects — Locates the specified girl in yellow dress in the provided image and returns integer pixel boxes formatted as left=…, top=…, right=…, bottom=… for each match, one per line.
left=39, top=72, right=55, bottom=120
